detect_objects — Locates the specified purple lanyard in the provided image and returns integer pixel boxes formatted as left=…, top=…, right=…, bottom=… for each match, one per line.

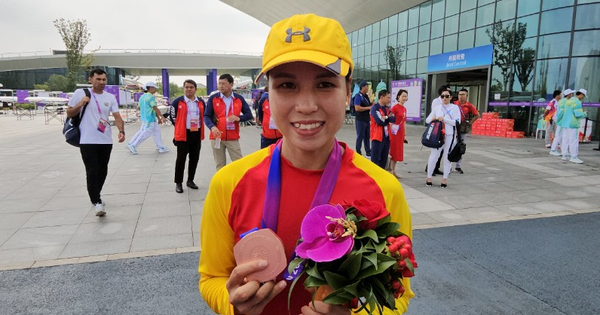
left=91, top=92, right=104, bottom=118
left=261, top=139, right=342, bottom=231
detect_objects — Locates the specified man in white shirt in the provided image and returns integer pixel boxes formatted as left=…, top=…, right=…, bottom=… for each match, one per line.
left=66, top=68, right=125, bottom=216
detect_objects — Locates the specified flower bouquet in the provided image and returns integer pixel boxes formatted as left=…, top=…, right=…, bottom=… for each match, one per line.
left=286, top=199, right=417, bottom=314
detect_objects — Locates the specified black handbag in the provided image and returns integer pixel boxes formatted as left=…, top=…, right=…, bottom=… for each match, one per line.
left=448, top=123, right=466, bottom=162
left=63, top=89, right=90, bottom=147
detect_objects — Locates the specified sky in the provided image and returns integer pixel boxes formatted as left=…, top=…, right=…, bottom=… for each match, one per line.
left=0, top=0, right=271, bottom=85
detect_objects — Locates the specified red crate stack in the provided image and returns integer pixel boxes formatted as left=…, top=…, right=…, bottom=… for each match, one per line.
left=469, top=112, right=521, bottom=138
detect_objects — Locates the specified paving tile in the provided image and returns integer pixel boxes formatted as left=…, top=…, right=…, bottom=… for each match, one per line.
left=59, top=239, right=131, bottom=259
left=40, top=196, right=91, bottom=211
left=69, top=220, right=137, bottom=244
left=0, top=245, right=64, bottom=265
left=1, top=225, right=79, bottom=250
left=0, top=213, right=36, bottom=230
left=22, top=209, right=87, bottom=228
left=130, top=233, right=193, bottom=252
left=408, top=197, right=455, bottom=213
left=140, top=201, right=191, bottom=218
left=134, top=216, right=192, bottom=238
left=0, top=229, right=17, bottom=247
left=0, top=198, right=50, bottom=213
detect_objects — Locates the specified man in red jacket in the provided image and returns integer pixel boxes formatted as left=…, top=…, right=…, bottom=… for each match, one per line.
left=204, top=74, right=253, bottom=170
left=170, top=79, right=205, bottom=193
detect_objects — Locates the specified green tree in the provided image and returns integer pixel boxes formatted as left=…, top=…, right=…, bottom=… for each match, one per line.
left=514, top=48, right=535, bottom=92
left=53, top=18, right=93, bottom=90
left=486, top=22, right=528, bottom=92
left=33, top=84, right=49, bottom=91
left=45, top=74, right=71, bottom=92
left=384, top=45, right=405, bottom=80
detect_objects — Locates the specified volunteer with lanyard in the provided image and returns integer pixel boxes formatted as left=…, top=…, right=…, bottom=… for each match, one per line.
left=198, top=14, right=414, bottom=315
left=425, top=90, right=461, bottom=188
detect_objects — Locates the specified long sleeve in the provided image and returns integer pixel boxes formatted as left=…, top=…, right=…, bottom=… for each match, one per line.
left=257, top=97, right=265, bottom=123
left=574, top=101, right=587, bottom=118
left=204, top=96, right=216, bottom=129
left=425, top=109, right=436, bottom=124
left=238, top=96, right=253, bottom=122
left=199, top=172, right=237, bottom=315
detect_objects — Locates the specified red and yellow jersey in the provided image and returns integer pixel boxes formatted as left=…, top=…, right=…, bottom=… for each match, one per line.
left=198, top=142, right=414, bottom=315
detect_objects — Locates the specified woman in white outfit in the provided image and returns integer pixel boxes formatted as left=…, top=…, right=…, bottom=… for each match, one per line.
left=425, top=90, right=461, bottom=188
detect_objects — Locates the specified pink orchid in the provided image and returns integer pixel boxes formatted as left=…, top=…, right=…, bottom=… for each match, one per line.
left=296, top=204, right=356, bottom=262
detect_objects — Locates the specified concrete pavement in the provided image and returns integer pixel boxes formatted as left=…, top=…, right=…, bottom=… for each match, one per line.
left=0, top=112, right=599, bottom=270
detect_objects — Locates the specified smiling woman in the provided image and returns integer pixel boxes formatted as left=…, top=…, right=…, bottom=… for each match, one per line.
left=199, top=13, right=414, bottom=315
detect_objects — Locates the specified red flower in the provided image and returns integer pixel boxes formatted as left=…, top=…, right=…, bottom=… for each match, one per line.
left=348, top=199, right=390, bottom=230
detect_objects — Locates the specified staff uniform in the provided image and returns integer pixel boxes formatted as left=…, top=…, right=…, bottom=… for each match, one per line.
left=128, top=92, right=166, bottom=151
left=454, top=100, right=479, bottom=169
left=256, top=92, right=282, bottom=148
left=370, top=102, right=395, bottom=169
left=171, top=95, right=205, bottom=185
left=556, top=97, right=586, bottom=161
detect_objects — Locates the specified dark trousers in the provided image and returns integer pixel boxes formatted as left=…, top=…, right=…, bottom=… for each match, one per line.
left=174, top=130, right=201, bottom=184
left=371, top=138, right=390, bottom=169
left=355, top=120, right=371, bottom=154
left=260, top=135, right=281, bottom=149
left=80, top=144, right=112, bottom=204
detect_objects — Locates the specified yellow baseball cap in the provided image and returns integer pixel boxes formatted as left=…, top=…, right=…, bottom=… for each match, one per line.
left=256, top=14, right=353, bottom=83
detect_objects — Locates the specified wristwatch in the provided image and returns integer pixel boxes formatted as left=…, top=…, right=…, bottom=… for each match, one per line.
left=119, top=130, right=125, bottom=135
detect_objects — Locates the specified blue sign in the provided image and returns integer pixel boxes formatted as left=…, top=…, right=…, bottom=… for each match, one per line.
left=427, top=44, right=493, bottom=73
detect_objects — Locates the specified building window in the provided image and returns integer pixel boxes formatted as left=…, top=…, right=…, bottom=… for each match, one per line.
left=458, top=29, right=475, bottom=49
left=432, top=0, right=446, bottom=21
left=431, top=37, right=443, bottom=55
left=443, top=34, right=458, bottom=52
left=445, top=14, right=459, bottom=34
left=476, top=4, right=495, bottom=27
left=537, top=32, right=571, bottom=59
left=381, top=17, right=389, bottom=38
left=446, top=0, right=460, bottom=16
left=460, top=9, right=476, bottom=31
left=419, top=24, right=431, bottom=42
left=418, top=41, right=430, bottom=58
left=540, top=7, right=573, bottom=35
left=534, top=58, right=568, bottom=100
left=571, top=30, right=600, bottom=57
left=518, top=0, right=541, bottom=17
left=389, top=14, right=399, bottom=35
left=475, top=26, right=492, bottom=46
left=406, top=44, right=418, bottom=59
left=397, top=32, right=407, bottom=47
left=399, top=11, right=408, bottom=32
left=373, top=21, right=381, bottom=40
left=431, top=20, right=444, bottom=38
left=408, top=28, right=419, bottom=45
left=366, top=25, right=373, bottom=42
left=575, top=3, right=600, bottom=30
left=542, top=0, right=574, bottom=11
left=462, top=0, right=477, bottom=12
left=517, top=14, right=539, bottom=38
left=568, top=57, right=600, bottom=102
left=409, top=7, right=420, bottom=29
left=420, top=1, right=432, bottom=25
left=479, top=0, right=495, bottom=6
left=496, top=0, right=517, bottom=22
left=406, top=59, right=417, bottom=76
left=417, top=57, right=429, bottom=73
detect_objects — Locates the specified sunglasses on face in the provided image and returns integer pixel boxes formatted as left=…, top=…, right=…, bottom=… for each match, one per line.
left=441, top=94, right=451, bottom=98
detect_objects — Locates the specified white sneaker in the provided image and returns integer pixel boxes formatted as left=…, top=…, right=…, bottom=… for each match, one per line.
left=545, top=144, right=551, bottom=148
left=94, top=203, right=106, bottom=216
left=549, top=150, right=561, bottom=156
left=570, top=157, right=584, bottom=164
left=158, top=147, right=169, bottom=153
left=561, top=156, right=569, bottom=161
left=126, top=143, right=138, bottom=155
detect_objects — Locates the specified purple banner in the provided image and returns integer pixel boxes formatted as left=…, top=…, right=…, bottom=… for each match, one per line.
left=104, top=85, right=120, bottom=104
left=488, top=102, right=507, bottom=106
left=134, top=92, right=143, bottom=102
left=390, top=78, right=423, bottom=122
left=508, top=102, right=531, bottom=106
left=16, top=90, right=28, bottom=103
left=533, top=102, right=548, bottom=107
left=583, top=103, right=600, bottom=107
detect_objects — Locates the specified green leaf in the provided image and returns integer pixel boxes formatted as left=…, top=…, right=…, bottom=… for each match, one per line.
left=323, top=271, right=349, bottom=289
left=373, top=239, right=387, bottom=253
left=356, top=229, right=378, bottom=242
left=287, top=257, right=306, bottom=275
left=304, top=275, right=327, bottom=288
left=306, top=265, right=324, bottom=280
left=377, top=214, right=391, bottom=226
left=405, top=258, right=415, bottom=274
left=339, top=252, right=362, bottom=279
left=356, top=257, right=397, bottom=279
left=375, top=222, right=401, bottom=238
left=364, top=253, right=378, bottom=269
left=287, top=270, right=305, bottom=312
left=343, top=281, right=361, bottom=297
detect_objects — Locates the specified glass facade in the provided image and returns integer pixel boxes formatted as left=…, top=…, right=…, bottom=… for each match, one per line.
left=347, top=0, right=600, bottom=136
left=0, top=67, right=125, bottom=90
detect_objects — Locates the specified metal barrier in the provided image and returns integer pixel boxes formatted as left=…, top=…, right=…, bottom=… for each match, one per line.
left=44, top=106, right=66, bottom=125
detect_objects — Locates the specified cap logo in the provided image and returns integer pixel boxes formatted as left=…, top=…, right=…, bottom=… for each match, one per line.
left=285, top=27, right=311, bottom=43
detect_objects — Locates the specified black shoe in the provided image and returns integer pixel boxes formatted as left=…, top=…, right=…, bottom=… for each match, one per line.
left=175, top=183, right=183, bottom=193
left=186, top=181, right=199, bottom=189
left=366, top=152, right=371, bottom=157
left=441, top=183, right=447, bottom=188
left=426, top=181, right=433, bottom=187
left=434, top=169, right=443, bottom=176
left=455, top=168, right=464, bottom=174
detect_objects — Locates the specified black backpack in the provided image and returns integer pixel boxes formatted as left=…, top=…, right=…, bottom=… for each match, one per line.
left=421, top=120, right=445, bottom=148
left=62, top=88, right=90, bottom=147
left=448, top=124, right=467, bottom=162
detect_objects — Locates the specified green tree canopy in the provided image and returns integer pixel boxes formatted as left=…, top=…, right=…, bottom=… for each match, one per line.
left=53, top=18, right=92, bottom=91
